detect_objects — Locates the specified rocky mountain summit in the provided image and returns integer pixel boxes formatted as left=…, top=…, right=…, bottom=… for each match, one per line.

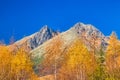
left=9, top=25, right=58, bottom=50
left=70, top=22, right=108, bottom=48
left=28, top=25, right=58, bottom=49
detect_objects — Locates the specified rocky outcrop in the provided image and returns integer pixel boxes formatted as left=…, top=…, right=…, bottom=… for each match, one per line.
left=9, top=25, right=58, bottom=51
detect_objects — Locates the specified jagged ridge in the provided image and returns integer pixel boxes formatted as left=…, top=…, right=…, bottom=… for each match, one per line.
left=9, top=25, right=58, bottom=50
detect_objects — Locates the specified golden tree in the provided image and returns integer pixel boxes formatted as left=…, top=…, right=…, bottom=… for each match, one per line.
left=0, top=45, right=39, bottom=80
left=0, top=45, right=12, bottom=80
left=106, top=32, right=120, bottom=78
left=11, top=49, right=35, bottom=80
left=58, top=39, right=96, bottom=80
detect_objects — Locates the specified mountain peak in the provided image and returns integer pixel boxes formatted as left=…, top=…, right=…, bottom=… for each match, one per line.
left=73, top=22, right=96, bottom=30
left=68, top=22, right=108, bottom=48
left=40, top=25, right=49, bottom=31
left=9, top=25, right=58, bottom=50
left=71, top=22, right=105, bottom=38
left=39, top=25, right=57, bottom=35
left=74, top=22, right=85, bottom=27
left=28, top=25, right=58, bottom=49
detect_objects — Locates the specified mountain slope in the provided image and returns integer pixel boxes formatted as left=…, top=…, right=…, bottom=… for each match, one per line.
left=30, top=22, right=108, bottom=75
left=31, top=22, right=108, bottom=56
left=8, top=25, right=58, bottom=51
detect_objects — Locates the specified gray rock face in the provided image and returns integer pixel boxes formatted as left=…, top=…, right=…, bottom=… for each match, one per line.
left=11, top=25, right=58, bottom=50
left=28, top=25, right=58, bottom=49
left=71, top=22, right=108, bottom=48
left=72, top=22, right=105, bottom=38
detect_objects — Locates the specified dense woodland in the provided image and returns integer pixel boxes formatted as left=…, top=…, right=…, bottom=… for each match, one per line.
left=0, top=32, right=120, bottom=80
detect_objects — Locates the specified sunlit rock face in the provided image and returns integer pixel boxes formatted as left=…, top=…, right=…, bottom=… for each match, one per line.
left=9, top=25, right=58, bottom=51
left=71, top=22, right=108, bottom=49
left=28, top=25, right=58, bottom=49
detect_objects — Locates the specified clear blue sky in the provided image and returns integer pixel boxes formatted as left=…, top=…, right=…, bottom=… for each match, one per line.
left=0, top=0, right=120, bottom=44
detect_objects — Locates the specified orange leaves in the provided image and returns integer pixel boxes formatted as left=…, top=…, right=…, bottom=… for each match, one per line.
left=0, top=45, right=39, bottom=80
left=70, top=39, right=96, bottom=72
left=11, top=49, right=33, bottom=74
left=39, top=35, right=64, bottom=76
left=0, top=46, right=12, bottom=80
left=58, top=39, right=97, bottom=80
left=106, top=32, right=120, bottom=69
left=45, top=35, right=63, bottom=59
left=0, top=46, right=12, bottom=63
left=105, top=32, right=120, bottom=78
left=106, top=32, right=120, bottom=56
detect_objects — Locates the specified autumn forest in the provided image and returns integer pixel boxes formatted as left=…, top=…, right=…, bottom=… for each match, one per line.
left=0, top=32, right=120, bottom=80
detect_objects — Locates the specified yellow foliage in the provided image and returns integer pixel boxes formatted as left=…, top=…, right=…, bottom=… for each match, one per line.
left=11, top=49, right=33, bottom=74
left=39, top=35, right=63, bottom=76
left=59, top=39, right=97, bottom=80
left=0, top=46, right=12, bottom=80
left=106, top=32, right=120, bottom=56
left=106, top=32, right=120, bottom=71
left=0, top=45, right=39, bottom=80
